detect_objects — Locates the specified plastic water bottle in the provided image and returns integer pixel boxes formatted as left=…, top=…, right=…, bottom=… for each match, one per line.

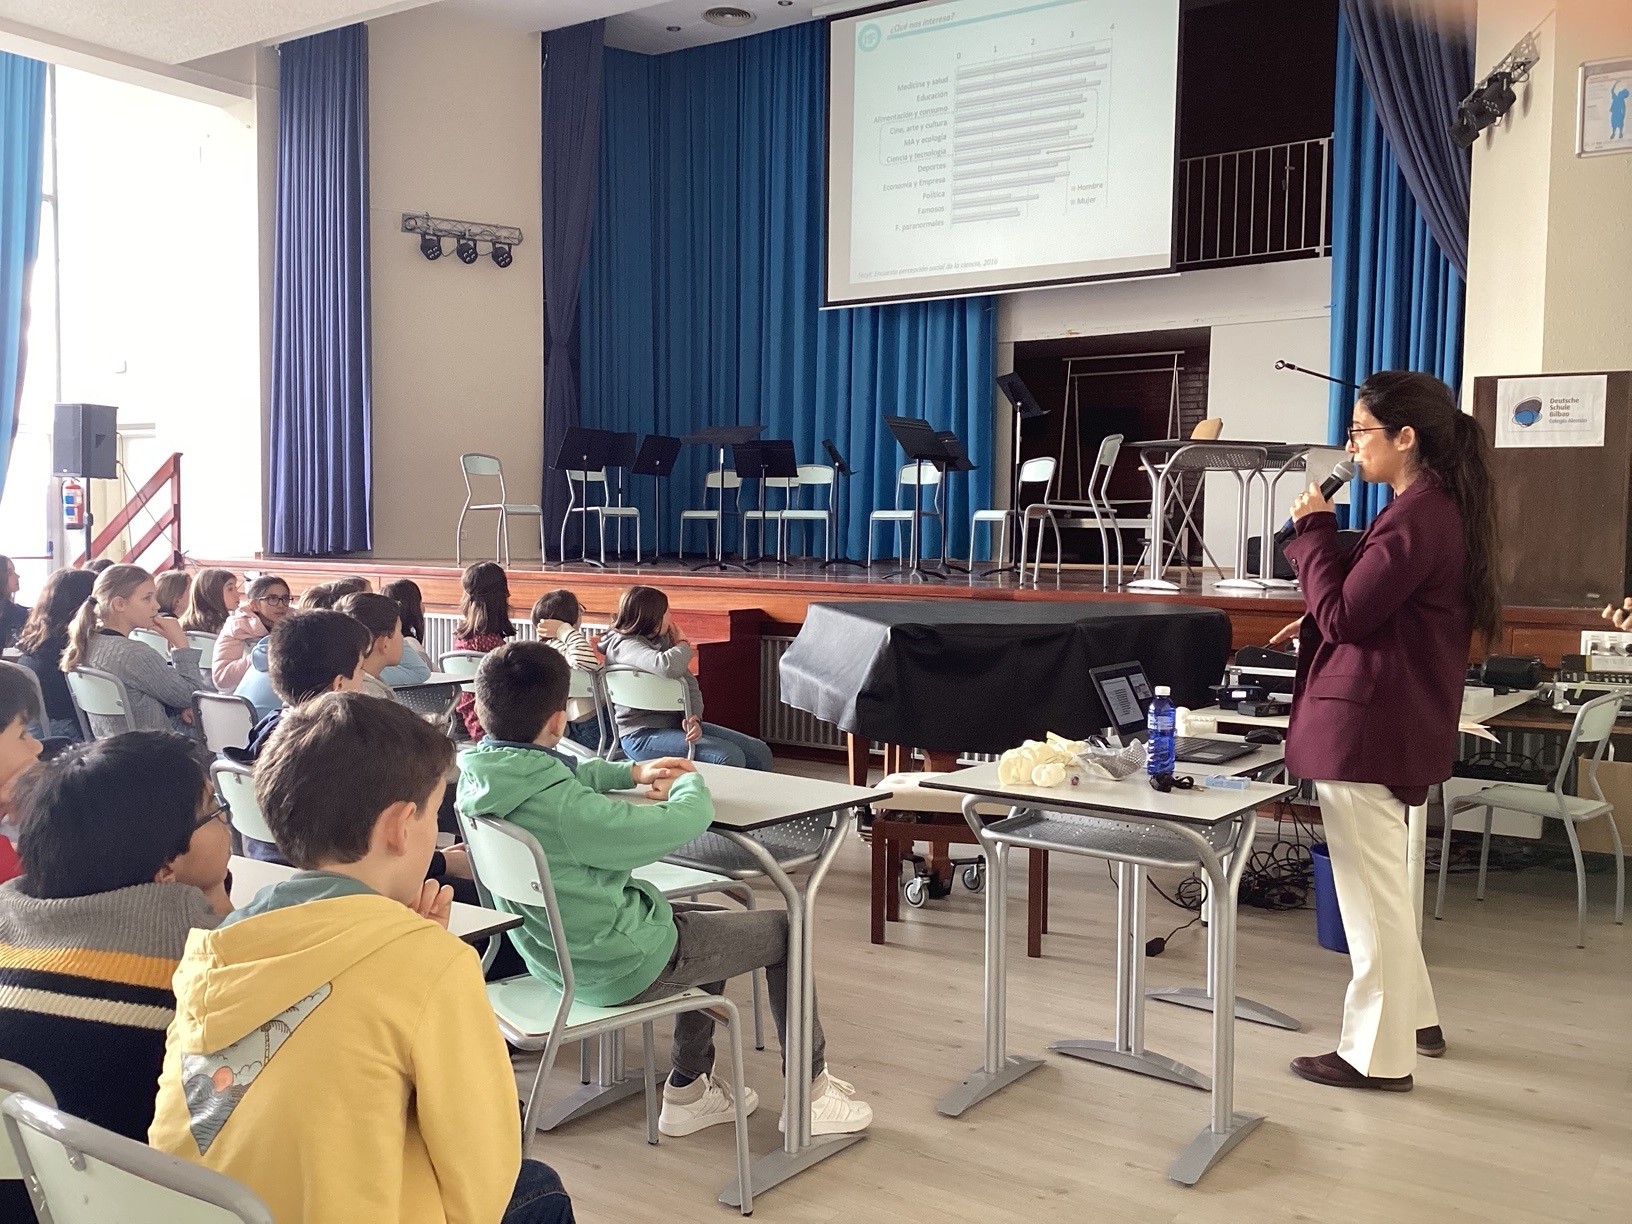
left=1146, top=686, right=1177, bottom=777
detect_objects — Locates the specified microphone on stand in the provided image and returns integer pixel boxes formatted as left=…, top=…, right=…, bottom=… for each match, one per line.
left=1274, top=460, right=1355, bottom=546
left=1274, top=360, right=1361, bottom=391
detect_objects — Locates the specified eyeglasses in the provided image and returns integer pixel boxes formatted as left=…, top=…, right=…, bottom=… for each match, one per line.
left=1148, top=772, right=1196, bottom=794
left=197, top=802, right=230, bottom=829
left=1345, top=426, right=1389, bottom=444
left=259, top=594, right=291, bottom=606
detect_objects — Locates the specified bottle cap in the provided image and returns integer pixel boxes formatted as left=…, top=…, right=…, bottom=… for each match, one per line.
left=1154, top=685, right=1171, bottom=696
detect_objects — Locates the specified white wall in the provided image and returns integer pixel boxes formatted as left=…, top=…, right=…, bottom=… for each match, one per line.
left=367, top=6, right=544, bottom=560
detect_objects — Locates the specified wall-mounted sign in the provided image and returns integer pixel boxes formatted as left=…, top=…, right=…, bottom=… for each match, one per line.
left=1578, top=56, right=1632, bottom=157
left=1495, top=374, right=1608, bottom=449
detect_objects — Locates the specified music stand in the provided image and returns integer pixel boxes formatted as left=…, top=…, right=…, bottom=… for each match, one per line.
left=931, top=429, right=977, bottom=575
left=630, top=434, right=682, bottom=564
left=552, top=427, right=618, bottom=568
left=602, top=431, right=640, bottom=562
left=988, top=373, right=1050, bottom=576
left=682, top=424, right=762, bottom=572
left=820, top=439, right=866, bottom=570
left=881, top=416, right=958, bottom=582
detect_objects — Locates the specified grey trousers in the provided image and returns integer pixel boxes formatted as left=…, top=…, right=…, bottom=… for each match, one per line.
left=621, top=903, right=825, bottom=1082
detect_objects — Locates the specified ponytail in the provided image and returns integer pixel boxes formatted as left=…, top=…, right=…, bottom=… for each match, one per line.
left=61, top=594, right=101, bottom=673
left=61, top=564, right=153, bottom=673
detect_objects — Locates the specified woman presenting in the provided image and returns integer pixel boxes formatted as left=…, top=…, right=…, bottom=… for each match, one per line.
left=1280, top=371, right=1501, bottom=1092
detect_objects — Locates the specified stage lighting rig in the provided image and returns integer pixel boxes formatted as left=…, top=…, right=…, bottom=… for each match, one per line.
left=401, top=213, right=523, bottom=269
left=1451, top=29, right=1540, bottom=149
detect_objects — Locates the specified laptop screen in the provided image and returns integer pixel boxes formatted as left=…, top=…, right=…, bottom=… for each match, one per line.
left=1089, top=661, right=1157, bottom=739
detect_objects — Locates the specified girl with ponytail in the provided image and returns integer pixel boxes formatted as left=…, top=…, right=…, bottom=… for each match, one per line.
left=62, top=565, right=212, bottom=737
left=1280, top=370, right=1500, bottom=1094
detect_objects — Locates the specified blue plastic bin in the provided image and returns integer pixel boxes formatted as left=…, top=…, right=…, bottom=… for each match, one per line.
left=1310, top=842, right=1348, bottom=954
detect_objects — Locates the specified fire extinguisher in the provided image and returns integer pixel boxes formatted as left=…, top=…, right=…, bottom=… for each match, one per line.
left=62, top=477, right=85, bottom=530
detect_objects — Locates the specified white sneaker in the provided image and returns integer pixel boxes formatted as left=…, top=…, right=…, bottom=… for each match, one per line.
left=658, top=1073, right=759, bottom=1137
left=779, top=1068, right=873, bottom=1136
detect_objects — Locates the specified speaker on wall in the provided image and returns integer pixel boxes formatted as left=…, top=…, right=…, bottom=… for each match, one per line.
left=52, top=403, right=118, bottom=479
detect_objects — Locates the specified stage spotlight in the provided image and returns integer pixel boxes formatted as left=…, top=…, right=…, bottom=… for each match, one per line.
left=456, top=237, right=479, bottom=265
left=1450, top=70, right=1516, bottom=149
left=419, top=233, right=444, bottom=261
left=491, top=242, right=513, bottom=268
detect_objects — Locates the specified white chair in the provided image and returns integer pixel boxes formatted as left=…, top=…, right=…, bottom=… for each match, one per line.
left=130, top=627, right=170, bottom=657
left=212, top=760, right=277, bottom=846
left=456, top=812, right=753, bottom=1215
left=679, top=470, right=741, bottom=561
left=562, top=468, right=642, bottom=566
left=867, top=463, right=944, bottom=566
left=185, top=632, right=217, bottom=669
left=456, top=453, right=545, bottom=567
left=778, top=464, right=836, bottom=561
left=971, top=456, right=1055, bottom=566
left=0, top=661, right=47, bottom=740
left=193, top=692, right=257, bottom=753
left=1435, top=692, right=1626, bottom=948
left=1024, top=434, right=1156, bottom=587
left=740, top=474, right=799, bottom=563
left=598, top=667, right=694, bottom=762
left=2, top=1093, right=275, bottom=1223
left=437, top=650, right=487, bottom=695
left=0, top=1060, right=53, bottom=1185
left=65, top=667, right=136, bottom=740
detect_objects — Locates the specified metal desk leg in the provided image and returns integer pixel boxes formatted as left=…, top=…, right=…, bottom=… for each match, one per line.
left=534, top=1030, right=644, bottom=1130
left=938, top=799, right=1044, bottom=1115
left=1129, top=456, right=1180, bottom=593
left=716, top=814, right=866, bottom=1209
left=1052, top=863, right=1209, bottom=1090
left=1216, top=471, right=1266, bottom=591
left=1168, top=815, right=1264, bottom=1186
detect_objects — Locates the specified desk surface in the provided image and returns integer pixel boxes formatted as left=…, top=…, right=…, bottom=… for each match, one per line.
left=396, top=672, right=464, bottom=687
left=1200, top=688, right=1542, bottom=735
left=922, top=761, right=1294, bottom=828
left=228, top=856, right=521, bottom=943
left=624, top=763, right=889, bottom=832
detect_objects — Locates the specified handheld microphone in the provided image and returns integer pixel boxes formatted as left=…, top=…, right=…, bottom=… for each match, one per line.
left=1273, top=461, right=1355, bottom=546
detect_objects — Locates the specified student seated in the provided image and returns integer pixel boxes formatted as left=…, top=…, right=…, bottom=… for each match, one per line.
left=180, top=568, right=239, bottom=637
left=63, top=564, right=213, bottom=736
left=0, top=667, right=44, bottom=882
left=382, top=578, right=435, bottom=675
left=531, top=589, right=604, bottom=752
left=294, top=576, right=368, bottom=611
left=0, top=733, right=228, bottom=1156
left=154, top=569, right=192, bottom=620
left=452, top=562, right=516, bottom=739
left=14, top=567, right=95, bottom=741
left=601, top=586, right=773, bottom=770
left=459, top=643, right=870, bottom=1138
left=0, top=554, right=29, bottom=648
left=213, top=575, right=292, bottom=691
left=337, top=591, right=431, bottom=696
left=149, top=693, right=574, bottom=1224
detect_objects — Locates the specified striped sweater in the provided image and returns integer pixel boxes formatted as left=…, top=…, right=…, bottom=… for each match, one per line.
left=0, top=879, right=220, bottom=1140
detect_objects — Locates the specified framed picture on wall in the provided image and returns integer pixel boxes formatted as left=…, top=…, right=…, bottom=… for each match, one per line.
left=1577, top=56, right=1632, bottom=157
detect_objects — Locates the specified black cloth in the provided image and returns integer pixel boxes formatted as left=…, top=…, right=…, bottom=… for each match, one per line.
left=779, top=600, right=1233, bottom=754
left=0, top=603, right=26, bottom=649
left=16, top=639, right=73, bottom=721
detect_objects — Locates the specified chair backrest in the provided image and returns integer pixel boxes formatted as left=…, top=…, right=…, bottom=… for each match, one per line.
left=211, top=761, right=276, bottom=846
left=65, top=669, right=135, bottom=740
left=566, top=469, right=609, bottom=485
left=460, top=453, right=506, bottom=504
left=898, top=463, right=943, bottom=488
left=704, top=469, right=742, bottom=491
left=0, top=661, right=46, bottom=738
left=0, top=1060, right=53, bottom=1182
left=567, top=669, right=604, bottom=755
left=129, top=627, right=170, bottom=657
left=185, top=632, right=217, bottom=668
left=193, top=693, right=257, bottom=753
left=795, top=464, right=835, bottom=488
left=438, top=650, right=486, bottom=694
left=1018, top=456, right=1056, bottom=493
left=1190, top=418, right=1224, bottom=441
left=456, top=814, right=577, bottom=1016
left=2, top=1093, right=275, bottom=1224
left=1559, top=692, right=1623, bottom=799
left=600, top=667, right=690, bottom=715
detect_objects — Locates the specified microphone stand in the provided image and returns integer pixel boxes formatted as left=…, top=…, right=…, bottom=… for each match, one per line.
left=1273, top=360, right=1360, bottom=391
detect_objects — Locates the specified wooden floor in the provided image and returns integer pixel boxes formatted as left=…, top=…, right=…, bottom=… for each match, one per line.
left=517, top=760, right=1631, bottom=1223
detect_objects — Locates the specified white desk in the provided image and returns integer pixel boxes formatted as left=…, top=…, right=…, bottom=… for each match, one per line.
left=925, top=762, right=1295, bottom=1185
left=228, top=855, right=521, bottom=944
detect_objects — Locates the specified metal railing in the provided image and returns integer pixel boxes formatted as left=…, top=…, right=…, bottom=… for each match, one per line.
left=76, top=453, right=184, bottom=573
left=1177, top=136, right=1331, bottom=268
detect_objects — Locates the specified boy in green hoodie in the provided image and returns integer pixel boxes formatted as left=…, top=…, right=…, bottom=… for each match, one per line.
left=149, top=692, right=574, bottom=1224
left=458, top=641, right=871, bottom=1140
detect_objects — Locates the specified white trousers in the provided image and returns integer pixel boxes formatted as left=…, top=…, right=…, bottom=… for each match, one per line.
left=1315, top=781, right=1440, bottom=1078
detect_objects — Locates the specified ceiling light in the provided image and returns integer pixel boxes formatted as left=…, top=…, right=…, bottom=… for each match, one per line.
left=667, top=24, right=682, bottom=31
left=419, top=233, right=444, bottom=261
left=491, top=243, right=513, bottom=269
left=703, top=7, right=755, bottom=27
left=456, top=238, right=479, bottom=265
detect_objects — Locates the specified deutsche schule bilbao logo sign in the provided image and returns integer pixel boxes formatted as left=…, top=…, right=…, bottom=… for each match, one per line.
left=1512, top=397, right=1542, bottom=428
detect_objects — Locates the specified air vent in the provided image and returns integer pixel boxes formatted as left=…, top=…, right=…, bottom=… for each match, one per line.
left=703, top=6, right=756, bottom=26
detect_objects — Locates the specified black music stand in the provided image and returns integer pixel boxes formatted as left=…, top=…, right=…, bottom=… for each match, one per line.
left=552, top=427, right=619, bottom=568
left=731, top=439, right=799, bottom=566
left=988, top=373, right=1050, bottom=577
left=630, top=434, right=682, bottom=564
left=881, top=416, right=957, bottom=582
left=819, top=439, right=867, bottom=570
left=931, top=429, right=977, bottom=575
left=601, top=431, right=640, bottom=562
left=682, top=424, right=762, bottom=572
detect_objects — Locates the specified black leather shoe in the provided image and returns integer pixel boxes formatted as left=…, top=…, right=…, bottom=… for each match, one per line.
left=1416, top=1026, right=1446, bottom=1058
left=1290, top=1052, right=1413, bottom=1092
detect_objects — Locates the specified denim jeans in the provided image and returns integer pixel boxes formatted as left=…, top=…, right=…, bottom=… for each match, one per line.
left=504, top=1160, right=574, bottom=1224
left=564, top=713, right=604, bottom=753
left=621, top=721, right=774, bottom=771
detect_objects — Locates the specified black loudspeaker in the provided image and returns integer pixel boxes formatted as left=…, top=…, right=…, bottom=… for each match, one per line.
left=52, top=403, right=117, bottom=479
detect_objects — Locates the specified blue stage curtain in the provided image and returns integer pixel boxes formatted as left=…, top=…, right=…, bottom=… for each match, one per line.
left=580, top=25, right=995, bottom=559
left=540, top=21, right=605, bottom=554
left=0, top=53, right=45, bottom=505
left=1328, top=11, right=1465, bottom=528
left=269, top=25, right=372, bottom=555
left=1338, top=0, right=1474, bottom=278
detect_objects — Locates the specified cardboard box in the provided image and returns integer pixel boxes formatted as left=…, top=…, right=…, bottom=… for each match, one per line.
left=1574, top=757, right=1632, bottom=855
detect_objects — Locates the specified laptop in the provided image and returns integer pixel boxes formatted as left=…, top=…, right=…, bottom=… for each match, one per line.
left=1088, top=661, right=1255, bottom=766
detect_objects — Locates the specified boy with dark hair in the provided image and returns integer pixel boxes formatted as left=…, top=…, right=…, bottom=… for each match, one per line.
left=529, top=589, right=602, bottom=752
left=232, top=608, right=372, bottom=724
left=458, top=642, right=872, bottom=1139
left=149, top=693, right=573, bottom=1224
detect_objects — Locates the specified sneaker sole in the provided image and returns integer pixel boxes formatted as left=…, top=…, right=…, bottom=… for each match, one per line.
left=660, top=1097, right=760, bottom=1138
left=1417, top=1046, right=1446, bottom=1059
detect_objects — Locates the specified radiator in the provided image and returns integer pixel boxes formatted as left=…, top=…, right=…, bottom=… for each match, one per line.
left=423, top=614, right=536, bottom=664
left=760, top=636, right=844, bottom=749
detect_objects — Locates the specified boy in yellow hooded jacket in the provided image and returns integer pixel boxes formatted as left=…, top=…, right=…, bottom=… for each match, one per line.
left=148, top=692, right=573, bottom=1224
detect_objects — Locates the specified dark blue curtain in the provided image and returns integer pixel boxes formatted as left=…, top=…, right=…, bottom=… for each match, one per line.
left=1329, top=12, right=1466, bottom=527
left=0, top=53, right=45, bottom=504
left=580, top=24, right=996, bottom=558
left=1338, top=0, right=1474, bottom=277
left=269, top=25, right=372, bottom=555
left=540, top=21, right=605, bottom=553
